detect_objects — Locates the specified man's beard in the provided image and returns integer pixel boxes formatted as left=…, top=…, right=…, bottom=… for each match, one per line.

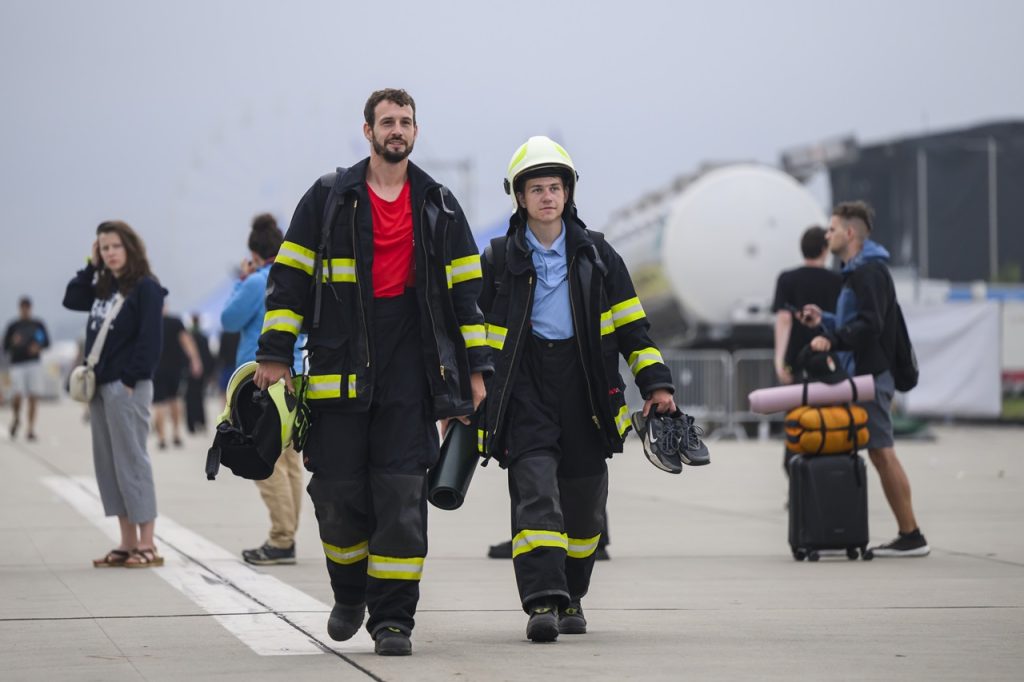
left=373, top=135, right=414, bottom=163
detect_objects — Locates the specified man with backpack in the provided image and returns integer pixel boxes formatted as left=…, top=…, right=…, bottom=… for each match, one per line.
left=253, top=89, right=490, bottom=655
left=480, top=136, right=703, bottom=643
left=798, top=200, right=928, bottom=557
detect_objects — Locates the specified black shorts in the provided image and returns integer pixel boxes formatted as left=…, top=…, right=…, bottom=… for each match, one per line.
left=152, top=369, right=184, bottom=403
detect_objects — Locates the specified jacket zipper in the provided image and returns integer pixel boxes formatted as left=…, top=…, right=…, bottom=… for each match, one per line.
left=419, top=196, right=447, bottom=380
left=352, top=199, right=372, bottom=378
left=568, top=254, right=601, bottom=430
left=492, top=273, right=534, bottom=444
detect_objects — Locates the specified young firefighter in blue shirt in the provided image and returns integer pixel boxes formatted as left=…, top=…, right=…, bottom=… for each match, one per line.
left=480, top=136, right=677, bottom=643
left=253, top=89, right=490, bottom=656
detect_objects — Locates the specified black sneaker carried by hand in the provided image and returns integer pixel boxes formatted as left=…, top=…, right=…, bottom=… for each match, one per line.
left=631, top=409, right=710, bottom=474
left=374, top=626, right=412, bottom=656
left=241, top=542, right=296, bottom=565
left=870, top=530, right=930, bottom=557
left=526, top=602, right=559, bottom=642
left=675, top=412, right=710, bottom=466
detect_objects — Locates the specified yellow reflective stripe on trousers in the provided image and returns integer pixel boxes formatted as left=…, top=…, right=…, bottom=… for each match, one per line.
left=461, top=324, right=487, bottom=348
left=448, top=254, right=482, bottom=286
left=486, top=323, right=507, bottom=350
left=628, top=347, right=664, bottom=375
left=600, top=310, right=615, bottom=336
left=261, top=308, right=304, bottom=336
left=567, top=534, right=602, bottom=559
left=511, top=529, right=568, bottom=558
left=323, top=540, right=368, bottom=565
left=367, top=554, right=424, bottom=581
left=614, top=404, right=631, bottom=436
left=322, top=258, right=356, bottom=283
left=610, top=296, right=646, bottom=328
left=277, top=241, right=316, bottom=275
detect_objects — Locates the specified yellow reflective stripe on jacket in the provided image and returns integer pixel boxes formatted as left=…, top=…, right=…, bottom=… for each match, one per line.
left=323, top=540, right=368, bottom=565
left=307, top=374, right=358, bottom=400
left=277, top=241, right=316, bottom=275
left=477, top=428, right=485, bottom=454
left=600, top=310, right=615, bottom=336
left=261, top=308, right=304, bottom=336
left=610, top=296, right=646, bottom=328
left=486, top=324, right=507, bottom=351
left=367, top=554, right=424, bottom=581
left=448, top=254, right=482, bottom=286
left=461, top=324, right=487, bottom=348
left=614, top=404, right=631, bottom=436
left=628, top=347, right=665, bottom=375
left=567, top=534, right=602, bottom=559
left=322, top=258, right=356, bottom=283
left=511, top=529, right=568, bottom=558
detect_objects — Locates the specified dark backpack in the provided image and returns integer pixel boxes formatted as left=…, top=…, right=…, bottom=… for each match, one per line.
left=887, top=301, right=919, bottom=392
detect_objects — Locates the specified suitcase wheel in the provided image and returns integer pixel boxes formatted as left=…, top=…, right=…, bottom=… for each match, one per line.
left=846, top=548, right=859, bottom=560
left=807, top=550, right=820, bottom=562
left=862, top=548, right=874, bottom=561
left=792, top=548, right=807, bottom=562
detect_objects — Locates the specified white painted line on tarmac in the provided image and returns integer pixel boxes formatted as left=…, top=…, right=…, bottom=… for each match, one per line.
left=42, top=475, right=374, bottom=656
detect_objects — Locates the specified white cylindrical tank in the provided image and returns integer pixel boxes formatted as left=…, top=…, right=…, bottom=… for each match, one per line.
left=603, top=164, right=827, bottom=346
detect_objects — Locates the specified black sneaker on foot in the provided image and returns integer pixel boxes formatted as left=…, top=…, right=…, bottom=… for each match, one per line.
left=595, top=546, right=610, bottom=561
left=558, top=601, right=587, bottom=635
left=374, top=627, right=412, bottom=656
left=242, top=542, right=296, bottom=565
left=9, top=419, right=19, bottom=438
left=870, top=531, right=930, bottom=557
left=526, top=603, right=559, bottom=642
left=488, top=540, right=513, bottom=559
left=327, top=602, right=365, bottom=641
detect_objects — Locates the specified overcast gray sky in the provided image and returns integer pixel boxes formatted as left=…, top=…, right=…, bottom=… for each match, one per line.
left=2, top=0, right=1022, bottom=340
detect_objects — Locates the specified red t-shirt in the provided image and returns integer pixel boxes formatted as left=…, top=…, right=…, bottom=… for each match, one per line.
left=367, top=180, right=415, bottom=298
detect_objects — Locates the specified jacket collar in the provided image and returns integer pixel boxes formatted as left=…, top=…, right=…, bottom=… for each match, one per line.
left=506, top=212, right=593, bottom=274
left=337, top=158, right=441, bottom=207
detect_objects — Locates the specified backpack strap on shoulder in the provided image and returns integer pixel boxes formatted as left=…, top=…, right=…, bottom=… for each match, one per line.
left=311, top=167, right=347, bottom=330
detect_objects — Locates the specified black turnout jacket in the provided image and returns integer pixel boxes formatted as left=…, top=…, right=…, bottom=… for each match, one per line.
left=480, top=215, right=673, bottom=460
left=256, top=159, right=492, bottom=418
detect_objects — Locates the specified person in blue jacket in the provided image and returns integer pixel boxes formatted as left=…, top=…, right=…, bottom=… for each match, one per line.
left=221, top=213, right=305, bottom=565
left=63, top=221, right=167, bottom=568
left=800, top=201, right=928, bottom=558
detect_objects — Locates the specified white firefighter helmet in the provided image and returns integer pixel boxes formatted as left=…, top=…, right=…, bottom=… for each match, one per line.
left=503, top=135, right=578, bottom=211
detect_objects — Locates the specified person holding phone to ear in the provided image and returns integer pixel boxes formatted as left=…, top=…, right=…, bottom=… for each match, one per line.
left=63, top=221, right=167, bottom=568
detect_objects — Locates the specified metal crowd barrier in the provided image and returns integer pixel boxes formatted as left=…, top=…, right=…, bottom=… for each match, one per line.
left=731, top=349, right=783, bottom=439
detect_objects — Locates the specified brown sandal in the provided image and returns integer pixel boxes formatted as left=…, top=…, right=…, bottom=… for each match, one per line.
left=124, top=547, right=165, bottom=568
left=93, top=549, right=131, bottom=568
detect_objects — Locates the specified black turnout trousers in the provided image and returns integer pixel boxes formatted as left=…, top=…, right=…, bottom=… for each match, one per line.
left=304, top=292, right=439, bottom=637
left=506, top=335, right=609, bottom=611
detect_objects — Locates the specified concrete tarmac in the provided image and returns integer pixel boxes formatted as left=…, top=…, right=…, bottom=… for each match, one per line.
left=2, top=399, right=1022, bottom=681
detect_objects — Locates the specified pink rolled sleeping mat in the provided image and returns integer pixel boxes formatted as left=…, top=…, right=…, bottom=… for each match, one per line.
left=748, top=375, right=876, bottom=414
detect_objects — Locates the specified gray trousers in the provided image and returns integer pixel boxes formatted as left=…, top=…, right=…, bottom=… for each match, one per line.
left=90, top=380, right=157, bottom=524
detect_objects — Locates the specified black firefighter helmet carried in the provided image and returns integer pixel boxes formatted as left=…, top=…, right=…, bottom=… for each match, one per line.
left=205, top=361, right=303, bottom=481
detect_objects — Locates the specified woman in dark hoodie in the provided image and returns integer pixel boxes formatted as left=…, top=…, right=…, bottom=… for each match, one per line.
left=64, top=221, right=167, bottom=568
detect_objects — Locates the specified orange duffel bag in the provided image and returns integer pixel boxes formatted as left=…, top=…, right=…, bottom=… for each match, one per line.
left=784, top=404, right=869, bottom=455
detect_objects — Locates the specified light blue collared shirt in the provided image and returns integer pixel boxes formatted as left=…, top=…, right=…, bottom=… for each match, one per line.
left=525, top=224, right=574, bottom=340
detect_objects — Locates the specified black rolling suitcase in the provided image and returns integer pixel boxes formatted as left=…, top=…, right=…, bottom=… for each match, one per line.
left=788, top=453, right=873, bottom=561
